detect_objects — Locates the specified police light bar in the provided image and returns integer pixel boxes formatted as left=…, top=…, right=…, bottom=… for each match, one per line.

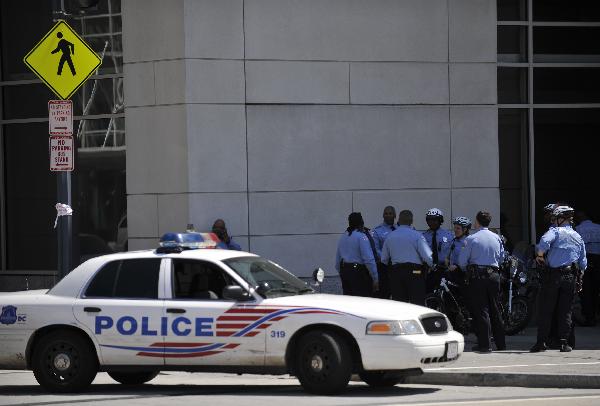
left=158, top=232, right=222, bottom=252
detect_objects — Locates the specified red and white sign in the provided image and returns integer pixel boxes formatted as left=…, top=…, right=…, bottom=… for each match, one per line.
left=49, top=135, right=74, bottom=172
left=48, top=100, right=73, bottom=135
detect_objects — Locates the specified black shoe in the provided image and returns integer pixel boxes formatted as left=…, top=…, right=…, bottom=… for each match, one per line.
left=529, top=342, right=547, bottom=353
left=472, top=345, right=492, bottom=353
left=560, top=340, right=572, bottom=352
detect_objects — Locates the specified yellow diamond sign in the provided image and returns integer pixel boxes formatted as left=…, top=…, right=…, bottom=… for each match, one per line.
left=23, top=20, right=102, bottom=100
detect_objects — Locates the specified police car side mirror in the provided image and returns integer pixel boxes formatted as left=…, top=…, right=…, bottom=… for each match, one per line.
left=313, top=268, right=325, bottom=284
left=255, top=281, right=271, bottom=298
left=222, top=285, right=252, bottom=301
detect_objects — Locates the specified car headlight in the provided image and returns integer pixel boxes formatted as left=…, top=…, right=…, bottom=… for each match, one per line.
left=366, top=320, right=423, bottom=335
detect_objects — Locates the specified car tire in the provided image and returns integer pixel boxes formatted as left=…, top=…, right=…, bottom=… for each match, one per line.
left=359, top=371, right=406, bottom=387
left=295, top=330, right=352, bottom=395
left=32, top=330, right=98, bottom=393
left=108, top=371, right=159, bottom=385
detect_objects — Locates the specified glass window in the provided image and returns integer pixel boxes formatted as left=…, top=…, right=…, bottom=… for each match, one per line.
left=85, top=260, right=119, bottom=297
left=498, top=0, right=527, bottom=21
left=498, top=26, right=528, bottom=63
left=498, top=67, right=528, bottom=104
left=498, top=109, right=530, bottom=250
left=534, top=27, right=600, bottom=63
left=533, top=109, right=600, bottom=238
left=224, top=257, right=313, bottom=298
left=533, top=0, right=600, bottom=22
left=172, top=260, right=237, bottom=300
left=113, top=259, right=161, bottom=299
left=533, top=68, right=600, bottom=103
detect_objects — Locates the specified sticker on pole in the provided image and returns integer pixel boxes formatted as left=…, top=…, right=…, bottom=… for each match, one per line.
left=23, top=20, right=102, bottom=100
left=49, top=100, right=73, bottom=135
left=49, top=135, right=74, bottom=172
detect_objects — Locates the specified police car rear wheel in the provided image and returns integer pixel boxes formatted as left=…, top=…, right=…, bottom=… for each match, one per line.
left=108, top=371, right=159, bottom=385
left=295, top=330, right=352, bottom=395
left=32, top=331, right=98, bottom=393
left=359, top=371, right=406, bottom=387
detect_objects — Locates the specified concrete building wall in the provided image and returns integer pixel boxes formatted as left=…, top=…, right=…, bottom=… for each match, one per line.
left=123, top=0, right=498, bottom=277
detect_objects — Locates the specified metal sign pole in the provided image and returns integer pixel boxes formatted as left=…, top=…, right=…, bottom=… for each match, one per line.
left=57, top=171, right=72, bottom=279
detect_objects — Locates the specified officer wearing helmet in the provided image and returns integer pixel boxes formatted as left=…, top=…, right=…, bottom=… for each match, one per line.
left=423, top=208, right=454, bottom=291
left=335, top=212, right=378, bottom=297
left=458, top=211, right=506, bottom=353
left=531, top=206, right=587, bottom=353
left=447, top=216, right=472, bottom=272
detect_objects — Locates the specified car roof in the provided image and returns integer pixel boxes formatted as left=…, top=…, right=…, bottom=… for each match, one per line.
left=48, top=248, right=258, bottom=298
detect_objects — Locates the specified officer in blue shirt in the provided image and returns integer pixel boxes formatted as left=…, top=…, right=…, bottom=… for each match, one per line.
left=212, top=219, right=242, bottom=250
left=381, top=210, right=433, bottom=305
left=335, top=212, right=378, bottom=297
left=372, top=206, right=397, bottom=299
left=423, top=208, right=454, bottom=292
left=531, top=206, right=587, bottom=353
left=458, top=211, right=506, bottom=353
left=575, top=211, right=600, bottom=326
left=447, top=217, right=471, bottom=272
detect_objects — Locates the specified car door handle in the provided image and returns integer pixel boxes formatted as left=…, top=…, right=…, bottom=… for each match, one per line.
left=84, top=307, right=101, bottom=313
left=166, top=308, right=186, bottom=314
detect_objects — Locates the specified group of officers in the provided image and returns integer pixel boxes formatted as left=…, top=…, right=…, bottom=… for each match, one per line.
left=335, top=204, right=595, bottom=354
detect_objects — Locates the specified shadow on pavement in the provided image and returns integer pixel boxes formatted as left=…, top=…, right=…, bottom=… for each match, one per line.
left=0, top=383, right=439, bottom=400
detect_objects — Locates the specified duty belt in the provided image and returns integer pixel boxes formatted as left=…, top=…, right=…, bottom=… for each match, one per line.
left=341, top=261, right=366, bottom=270
left=548, top=266, right=574, bottom=273
left=390, top=263, right=424, bottom=275
left=467, top=265, right=499, bottom=279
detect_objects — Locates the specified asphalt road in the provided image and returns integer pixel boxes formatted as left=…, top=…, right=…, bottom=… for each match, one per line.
left=1, top=371, right=600, bottom=406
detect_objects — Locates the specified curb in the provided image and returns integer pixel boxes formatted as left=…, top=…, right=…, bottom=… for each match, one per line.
left=406, top=372, right=600, bottom=389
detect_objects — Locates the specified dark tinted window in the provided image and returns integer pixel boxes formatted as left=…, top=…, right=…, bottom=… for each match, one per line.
left=172, top=260, right=235, bottom=300
left=85, top=258, right=161, bottom=298
left=85, top=260, right=119, bottom=297
left=114, top=259, right=161, bottom=299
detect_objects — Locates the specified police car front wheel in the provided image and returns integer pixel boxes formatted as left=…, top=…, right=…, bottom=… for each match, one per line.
left=108, top=371, right=159, bottom=385
left=294, top=330, right=353, bottom=395
left=32, top=330, right=98, bottom=393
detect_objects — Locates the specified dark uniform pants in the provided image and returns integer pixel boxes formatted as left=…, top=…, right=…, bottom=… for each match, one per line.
left=537, top=268, right=576, bottom=343
left=468, top=267, right=505, bottom=350
left=582, top=254, right=600, bottom=323
left=376, top=262, right=391, bottom=299
left=389, top=263, right=426, bottom=305
left=340, top=263, right=373, bottom=297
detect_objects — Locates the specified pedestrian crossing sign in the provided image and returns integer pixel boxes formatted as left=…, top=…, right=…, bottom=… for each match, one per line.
left=23, top=20, right=102, bottom=100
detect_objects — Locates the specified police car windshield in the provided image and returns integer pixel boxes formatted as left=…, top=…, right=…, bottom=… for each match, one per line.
left=224, top=257, right=313, bottom=298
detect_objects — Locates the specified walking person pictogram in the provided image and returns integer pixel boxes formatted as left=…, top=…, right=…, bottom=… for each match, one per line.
left=51, top=32, right=76, bottom=76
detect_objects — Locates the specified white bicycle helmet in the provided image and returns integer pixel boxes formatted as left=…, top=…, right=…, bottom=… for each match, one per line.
left=543, top=203, right=558, bottom=213
left=453, top=216, right=472, bottom=229
left=426, top=208, right=444, bottom=217
left=553, top=205, right=574, bottom=218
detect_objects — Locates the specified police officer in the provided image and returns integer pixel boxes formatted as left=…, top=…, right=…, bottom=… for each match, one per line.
left=381, top=210, right=433, bottom=305
left=372, top=206, right=397, bottom=298
left=458, top=211, right=506, bottom=353
left=423, top=208, right=453, bottom=292
left=531, top=206, right=587, bottom=353
left=335, top=212, right=378, bottom=297
left=575, top=211, right=600, bottom=326
left=447, top=217, right=471, bottom=273
left=212, top=219, right=242, bottom=250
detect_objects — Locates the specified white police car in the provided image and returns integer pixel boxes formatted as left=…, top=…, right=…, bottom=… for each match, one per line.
left=0, top=232, right=463, bottom=394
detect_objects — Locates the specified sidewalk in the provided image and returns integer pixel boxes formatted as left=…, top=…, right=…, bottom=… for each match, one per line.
left=408, top=326, right=600, bottom=388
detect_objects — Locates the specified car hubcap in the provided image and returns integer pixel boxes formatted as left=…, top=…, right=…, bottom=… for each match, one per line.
left=53, top=353, right=71, bottom=371
left=310, top=355, right=323, bottom=372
